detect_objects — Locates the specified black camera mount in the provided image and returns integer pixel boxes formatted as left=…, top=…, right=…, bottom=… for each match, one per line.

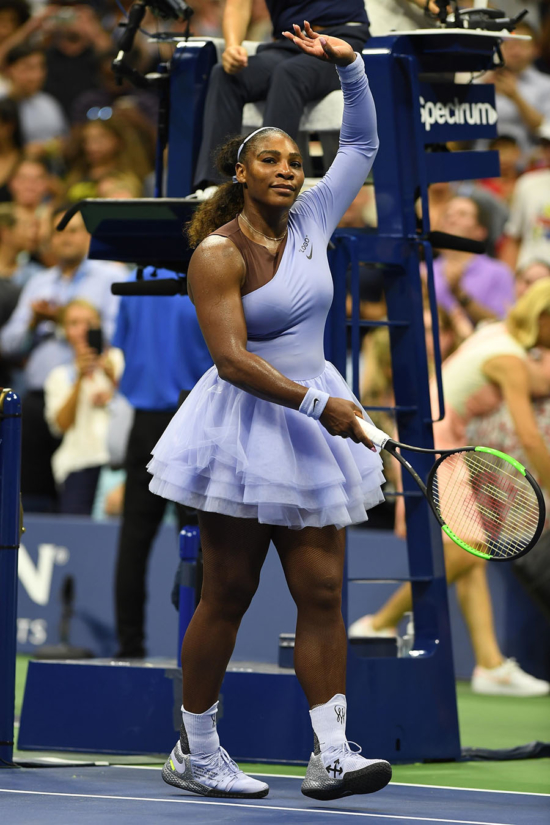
left=428, top=2, right=529, bottom=33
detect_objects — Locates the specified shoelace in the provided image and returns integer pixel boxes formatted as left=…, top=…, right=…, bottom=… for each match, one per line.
left=194, top=747, right=244, bottom=792
left=329, top=741, right=363, bottom=757
left=322, top=740, right=365, bottom=776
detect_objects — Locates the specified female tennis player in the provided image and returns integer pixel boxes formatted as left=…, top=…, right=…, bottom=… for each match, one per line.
left=148, top=23, right=392, bottom=800
left=351, top=279, right=550, bottom=697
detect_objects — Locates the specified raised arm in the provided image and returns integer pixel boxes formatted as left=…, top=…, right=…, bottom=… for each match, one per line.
left=187, top=238, right=373, bottom=446
left=284, top=24, right=379, bottom=239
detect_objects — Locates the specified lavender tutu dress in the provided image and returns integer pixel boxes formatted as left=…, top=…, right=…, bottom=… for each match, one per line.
left=148, top=56, right=385, bottom=529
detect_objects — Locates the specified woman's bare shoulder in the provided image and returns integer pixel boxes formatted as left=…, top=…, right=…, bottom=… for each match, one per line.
left=190, top=234, right=244, bottom=270
left=188, top=235, right=246, bottom=300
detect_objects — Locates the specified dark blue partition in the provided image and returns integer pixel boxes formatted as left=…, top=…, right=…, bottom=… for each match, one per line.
left=0, top=390, right=22, bottom=767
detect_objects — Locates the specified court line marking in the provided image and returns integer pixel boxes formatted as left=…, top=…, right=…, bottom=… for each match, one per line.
left=0, top=788, right=516, bottom=823
left=109, top=766, right=550, bottom=797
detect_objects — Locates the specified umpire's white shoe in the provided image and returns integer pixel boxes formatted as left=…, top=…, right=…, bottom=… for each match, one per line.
left=162, top=727, right=269, bottom=798
left=301, top=738, right=392, bottom=801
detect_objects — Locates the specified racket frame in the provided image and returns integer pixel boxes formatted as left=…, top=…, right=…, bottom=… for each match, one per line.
left=382, top=440, right=546, bottom=562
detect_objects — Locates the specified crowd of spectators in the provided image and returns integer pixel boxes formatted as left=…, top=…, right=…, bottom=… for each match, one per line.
left=0, top=0, right=238, bottom=514
left=0, top=0, right=549, bottom=524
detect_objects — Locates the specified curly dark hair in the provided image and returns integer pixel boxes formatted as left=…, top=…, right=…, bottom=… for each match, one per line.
left=186, top=127, right=295, bottom=248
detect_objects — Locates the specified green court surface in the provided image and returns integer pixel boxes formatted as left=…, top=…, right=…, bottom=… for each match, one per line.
left=13, top=656, right=550, bottom=794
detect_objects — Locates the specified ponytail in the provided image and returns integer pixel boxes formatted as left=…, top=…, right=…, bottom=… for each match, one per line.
left=186, top=128, right=290, bottom=248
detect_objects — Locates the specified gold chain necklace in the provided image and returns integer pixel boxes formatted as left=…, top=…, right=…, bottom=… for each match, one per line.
left=239, top=212, right=287, bottom=243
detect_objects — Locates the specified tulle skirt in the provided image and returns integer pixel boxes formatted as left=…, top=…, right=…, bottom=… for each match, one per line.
left=148, top=361, right=385, bottom=530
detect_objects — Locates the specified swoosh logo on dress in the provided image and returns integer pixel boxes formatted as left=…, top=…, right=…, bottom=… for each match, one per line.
left=306, top=245, right=313, bottom=260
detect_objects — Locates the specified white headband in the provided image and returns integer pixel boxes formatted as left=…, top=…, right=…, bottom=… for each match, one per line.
left=232, top=126, right=273, bottom=183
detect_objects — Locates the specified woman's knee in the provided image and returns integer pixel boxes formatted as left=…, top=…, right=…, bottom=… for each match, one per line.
left=201, top=573, right=260, bottom=621
left=294, top=574, right=343, bottom=615
left=444, top=539, right=486, bottom=582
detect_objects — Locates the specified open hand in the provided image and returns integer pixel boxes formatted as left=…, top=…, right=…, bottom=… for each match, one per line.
left=282, top=21, right=356, bottom=67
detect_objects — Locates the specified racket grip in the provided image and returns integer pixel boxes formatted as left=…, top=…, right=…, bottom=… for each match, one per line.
left=357, top=418, right=390, bottom=448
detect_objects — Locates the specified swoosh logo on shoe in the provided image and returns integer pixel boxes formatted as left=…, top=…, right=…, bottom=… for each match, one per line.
left=307, top=245, right=313, bottom=260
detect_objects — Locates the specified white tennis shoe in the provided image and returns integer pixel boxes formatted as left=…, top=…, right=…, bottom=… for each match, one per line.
left=471, top=658, right=550, bottom=697
left=348, top=614, right=397, bottom=639
left=301, top=740, right=392, bottom=800
left=162, top=737, right=269, bottom=798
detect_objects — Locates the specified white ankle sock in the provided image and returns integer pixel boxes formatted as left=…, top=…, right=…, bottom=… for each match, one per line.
left=182, top=701, right=220, bottom=754
left=309, top=693, right=347, bottom=751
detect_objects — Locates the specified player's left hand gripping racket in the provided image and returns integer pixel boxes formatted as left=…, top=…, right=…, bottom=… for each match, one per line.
left=358, top=419, right=546, bottom=562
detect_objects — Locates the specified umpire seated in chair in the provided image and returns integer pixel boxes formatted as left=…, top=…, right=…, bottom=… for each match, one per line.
left=194, top=0, right=370, bottom=189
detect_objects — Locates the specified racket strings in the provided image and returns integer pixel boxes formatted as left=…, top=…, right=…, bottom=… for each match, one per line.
left=430, top=452, right=539, bottom=560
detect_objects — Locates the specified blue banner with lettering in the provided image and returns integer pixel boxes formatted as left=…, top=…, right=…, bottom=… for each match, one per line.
left=419, top=82, right=498, bottom=143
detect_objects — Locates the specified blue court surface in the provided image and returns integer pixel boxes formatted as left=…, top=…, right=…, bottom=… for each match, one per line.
left=1, top=767, right=548, bottom=825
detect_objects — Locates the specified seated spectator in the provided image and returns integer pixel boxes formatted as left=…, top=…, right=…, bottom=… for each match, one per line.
left=431, top=196, right=515, bottom=331
left=428, top=180, right=509, bottom=256
left=44, top=298, right=123, bottom=515
left=478, top=135, right=522, bottom=206
left=193, top=1, right=370, bottom=188
left=3, top=42, right=68, bottom=152
left=0, top=200, right=42, bottom=287
left=64, top=113, right=152, bottom=202
left=0, top=96, right=21, bottom=200
left=96, top=171, right=143, bottom=199
left=8, top=157, right=55, bottom=258
left=43, top=3, right=111, bottom=119
left=516, top=259, right=550, bottom=298
left=483, top=21, right=550, bottom=161
left=0, top=206, right=124, bottom=511
left=500, top=130, right=550, bottom=271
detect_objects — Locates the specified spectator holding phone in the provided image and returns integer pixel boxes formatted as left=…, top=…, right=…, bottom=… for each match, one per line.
left=0, top=206, right=123, bottom=511
left=44, top=298, right=123, bottom=514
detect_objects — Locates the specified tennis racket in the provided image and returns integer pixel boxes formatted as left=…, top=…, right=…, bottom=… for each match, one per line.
left=358, top=419, right=546, bottom=562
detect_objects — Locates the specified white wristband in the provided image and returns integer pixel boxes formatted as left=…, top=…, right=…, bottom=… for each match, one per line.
left=299, top=388, right=330, bottom=420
